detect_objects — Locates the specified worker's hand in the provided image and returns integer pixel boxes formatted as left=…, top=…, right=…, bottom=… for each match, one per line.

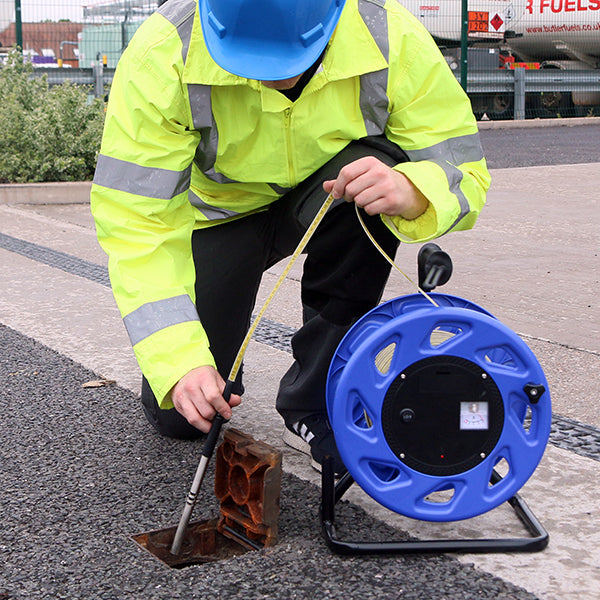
left=170, top=365, right=242, bottom=433
left=323, top=156, right=429, bottom=220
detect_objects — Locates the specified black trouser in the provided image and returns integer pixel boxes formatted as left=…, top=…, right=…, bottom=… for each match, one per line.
left=141, top=136, right=407, bottom=439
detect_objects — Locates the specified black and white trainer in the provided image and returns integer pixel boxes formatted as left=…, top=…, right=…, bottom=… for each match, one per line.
left=282, top=413, right=347, bottom=475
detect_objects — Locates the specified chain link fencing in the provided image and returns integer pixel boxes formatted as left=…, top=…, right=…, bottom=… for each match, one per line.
left=0, top=0, right=599, bottom=120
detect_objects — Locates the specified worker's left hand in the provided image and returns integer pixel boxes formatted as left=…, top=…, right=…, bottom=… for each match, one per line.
left=323, top=156, right=428, bottom=220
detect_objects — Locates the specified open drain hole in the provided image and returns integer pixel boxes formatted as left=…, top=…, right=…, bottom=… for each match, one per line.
left=131, top=429, right=282, bottom=569
left=132, top=518, right=256, bottom=568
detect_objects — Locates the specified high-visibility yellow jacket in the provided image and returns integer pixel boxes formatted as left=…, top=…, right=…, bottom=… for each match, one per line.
left=91, top=0, right=491, bottom=408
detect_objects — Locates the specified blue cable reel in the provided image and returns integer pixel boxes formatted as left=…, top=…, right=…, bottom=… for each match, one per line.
left=322, top=293, right=552, bottom=554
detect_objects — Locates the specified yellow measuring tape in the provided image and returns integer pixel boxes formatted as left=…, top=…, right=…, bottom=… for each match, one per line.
left=227, top=194, right=439, bottom=384
left=353, top=203, right=439, bottom=308
left=171, top=196, right=336, bottom=555
left=227, top=193, right=336, bottom=383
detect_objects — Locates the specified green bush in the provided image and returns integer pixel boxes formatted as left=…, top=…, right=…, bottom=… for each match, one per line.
left=0, top=49, right=106, bottom=183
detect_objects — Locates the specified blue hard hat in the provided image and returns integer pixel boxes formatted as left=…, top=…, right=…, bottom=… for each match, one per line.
left=199, top=0, right=346, bottom=80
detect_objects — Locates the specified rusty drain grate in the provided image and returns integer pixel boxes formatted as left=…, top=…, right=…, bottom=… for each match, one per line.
left=132, top=429, right=282, bottom=568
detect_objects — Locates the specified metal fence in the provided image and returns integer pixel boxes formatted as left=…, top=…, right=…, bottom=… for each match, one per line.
left=0, top=1, right=160, bottom=67
left=1, top=0, right=599, bottom=119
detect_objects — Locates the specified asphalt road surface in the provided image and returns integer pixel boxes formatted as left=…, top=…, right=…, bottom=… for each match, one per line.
left=479, top=123, right=600, bottom=168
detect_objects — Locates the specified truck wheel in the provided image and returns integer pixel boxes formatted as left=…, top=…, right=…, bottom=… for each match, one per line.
left=487, top=93, right=514, bottom=120
left=530, top=65, right=575, bottom=118
left=529, top=91, right=574, bottom=118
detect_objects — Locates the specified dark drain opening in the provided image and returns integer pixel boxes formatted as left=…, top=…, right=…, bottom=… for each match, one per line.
left=132, top=518, right=256, bottom=568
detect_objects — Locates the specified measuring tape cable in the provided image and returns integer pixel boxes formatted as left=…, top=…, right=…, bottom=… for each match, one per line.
left=227, top=192, right=337, bottom=382
left=170, top=192, right=336, bottom=554
left=353, top=203, right=439, bottom=308
left=231, top=195, right=438, bottom=382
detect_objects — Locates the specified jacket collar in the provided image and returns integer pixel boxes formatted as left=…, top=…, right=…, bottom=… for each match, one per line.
left=181, top=0, right=388, bottom=87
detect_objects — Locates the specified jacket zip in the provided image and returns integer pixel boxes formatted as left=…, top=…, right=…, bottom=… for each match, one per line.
left=283, top=107, right=296, bottom=188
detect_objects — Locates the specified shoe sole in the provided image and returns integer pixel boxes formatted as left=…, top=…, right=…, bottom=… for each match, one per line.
left=282, top=428, right=322, bottom=473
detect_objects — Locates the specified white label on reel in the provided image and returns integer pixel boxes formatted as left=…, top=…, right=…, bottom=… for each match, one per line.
left=460, top=402, right=489, bottom=430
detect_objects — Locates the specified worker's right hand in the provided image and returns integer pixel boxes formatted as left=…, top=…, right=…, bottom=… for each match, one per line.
left=170, top=365, right=242, bottom=433
left=323, top=156, right=428, bottom=220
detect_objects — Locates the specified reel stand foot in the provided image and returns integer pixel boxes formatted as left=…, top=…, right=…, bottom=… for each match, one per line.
left=319, top=456, right=549, bottom=556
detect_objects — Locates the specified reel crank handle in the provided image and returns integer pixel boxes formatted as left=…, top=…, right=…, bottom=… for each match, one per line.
left=418, top=243, right=453, bottom=292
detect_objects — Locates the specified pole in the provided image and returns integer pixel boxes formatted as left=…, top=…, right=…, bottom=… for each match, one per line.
left=15, top=0, right=23, bottom=50
left=93, top=61, right=104, bottom=98
left=460, top=0, right=468, bottom=91
left=514, top=67, right=525, bottom=120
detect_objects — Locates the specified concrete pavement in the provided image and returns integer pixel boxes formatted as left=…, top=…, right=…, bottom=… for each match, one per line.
left=0, top=142, right=599, bottom=598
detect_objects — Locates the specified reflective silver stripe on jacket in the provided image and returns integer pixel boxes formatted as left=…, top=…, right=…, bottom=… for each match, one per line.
left=405, top=133, right=484, bottom=166
left=188, top=190, right=241, bottom=220
left=360, top=0, right=389, bottom=59
left=160, top=1, right=237, bottom=188
left=357, top=0, right=484, bottom=232
left=187, top=84, right=294, bottom=201
left=358, top=0, right=390, bottom=136
left=123, top=294, right=199, bottom=346
left=187, top=84, right=241, bottom=185
left=93, top=154, right=191, bottom=199
left=405, top=133, right=485, bottom=228
left=158, top=0, right=196, bottom=63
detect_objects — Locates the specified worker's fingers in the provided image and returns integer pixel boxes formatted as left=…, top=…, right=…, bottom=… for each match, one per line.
left=177, top=404, right=213, bottom=434
left=347, top=174, right=394, bottom=210
left=356, top=194, right=395, bottom=216
left=195, top=373, right=232, bottom=418
left=323, top=175, right=391, bottom=215
left=323, top=156, right=428, bottom=219
left=171, top=365, right=242, bottom=432
left=323, top=156, right=377, bottom=200
left=227, top=393, right=243, bottom=408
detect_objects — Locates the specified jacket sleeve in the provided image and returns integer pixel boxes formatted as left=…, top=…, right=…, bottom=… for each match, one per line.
left=382, top=13, right=491, bottom=243
left=90, top=22, right=215, bottom=408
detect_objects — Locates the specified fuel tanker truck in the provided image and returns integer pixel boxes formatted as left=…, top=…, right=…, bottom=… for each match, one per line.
left=401, top=0, right=600, bottom=117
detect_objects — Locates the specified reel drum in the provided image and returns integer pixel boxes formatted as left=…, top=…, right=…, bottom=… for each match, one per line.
left=326, top=294, right=552, bottom=522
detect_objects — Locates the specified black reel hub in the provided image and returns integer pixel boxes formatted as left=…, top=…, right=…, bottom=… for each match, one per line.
left=382, top=356, right=504, bottom=477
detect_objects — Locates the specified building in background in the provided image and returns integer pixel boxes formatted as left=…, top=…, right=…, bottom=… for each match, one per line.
left=0, top=0, right=14, bottom=61
left=0, top=1, right=159, bottom=68
left=0, top=21, right=82, bottom=66
left=79, top=0, right=157, bottom=68
left=0, top=0, right=13, bottom=33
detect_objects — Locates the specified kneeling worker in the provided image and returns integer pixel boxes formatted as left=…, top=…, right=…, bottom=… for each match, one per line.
left=91, top=0, right=490, bottom=474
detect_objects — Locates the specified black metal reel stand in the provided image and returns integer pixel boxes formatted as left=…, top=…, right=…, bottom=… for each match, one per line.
left=319, top=244, right=549, bottom=555
left=320, top=458, right=549, bottom=555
